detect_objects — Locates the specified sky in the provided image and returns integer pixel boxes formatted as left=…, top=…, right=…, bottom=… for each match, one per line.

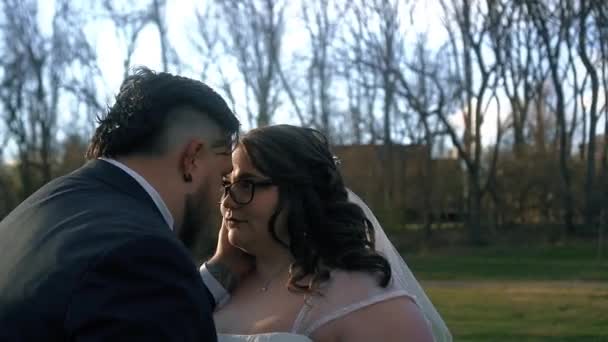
left=23, top=0, right=561, bottom=160
left=88, top=0, right=499, bottom=144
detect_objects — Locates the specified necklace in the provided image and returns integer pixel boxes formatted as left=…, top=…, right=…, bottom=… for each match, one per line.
left=259, top=263, right=291, bottom=292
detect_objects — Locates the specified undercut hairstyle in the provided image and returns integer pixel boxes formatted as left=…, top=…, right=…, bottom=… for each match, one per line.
left=86, top=67, right=240, bottom=159
left=239, top=125, right=391, bottom=293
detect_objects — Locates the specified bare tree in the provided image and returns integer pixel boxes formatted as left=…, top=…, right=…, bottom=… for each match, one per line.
left=0, top=0, right=99, bottom=197
left=215, top=0, right=285, bottom=127
left=488, top=0, right=547, bottom=158
left=102, top=0, right=178, bottom=76
left=432, top=0, right=503, bottom=244
left=190, top=1, right=240, bottom=114
left=525, top=0, right=577, bottom=234
left=341, top=0, right=405, bottom=214
left=150, top=0, right=179, bottom=72
left=276, top=0, right=344, bottom=139
left=347, top=0, right=403, bottom=146
left=0, top=126, right=13, bottom=216
left=338, top=6, right=380, bottom=144
left=394, top=38, right=450, bottom=238
left=577, top=0, right=603, bottom=226
left=102, top=0, right=149, bottom=78
left=191, top=3, right=222, bottom=81
left=597, top=2, right=608, bottom=187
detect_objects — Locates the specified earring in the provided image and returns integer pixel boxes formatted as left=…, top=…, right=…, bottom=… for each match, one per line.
left=183, top=173, right=192, bottom=182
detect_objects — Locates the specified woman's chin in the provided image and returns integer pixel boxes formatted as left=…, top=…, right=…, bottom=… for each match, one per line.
left=227, top=230, right=249, bottom=253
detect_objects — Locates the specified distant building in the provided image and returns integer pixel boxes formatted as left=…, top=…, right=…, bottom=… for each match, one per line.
left=332, top=144, right=464, bottom=225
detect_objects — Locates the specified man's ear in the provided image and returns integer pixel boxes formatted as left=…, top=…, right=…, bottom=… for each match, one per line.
left=180, top=139, right=206, bottom=182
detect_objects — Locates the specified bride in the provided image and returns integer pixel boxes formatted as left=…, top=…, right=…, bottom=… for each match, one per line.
left=208, top=125, right=451, bottom=342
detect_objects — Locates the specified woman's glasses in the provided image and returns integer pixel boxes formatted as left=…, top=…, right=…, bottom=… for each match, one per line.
left=221, top=178, right=274, bottom=205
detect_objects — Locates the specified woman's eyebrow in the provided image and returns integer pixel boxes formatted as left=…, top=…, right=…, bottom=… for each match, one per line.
left=224, top=172, right=262, bottom=182
left=241, top=172, right=262, bottom=180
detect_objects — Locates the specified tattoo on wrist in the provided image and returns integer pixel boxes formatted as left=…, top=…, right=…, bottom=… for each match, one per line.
left=206, top=262, right=237, bottom=292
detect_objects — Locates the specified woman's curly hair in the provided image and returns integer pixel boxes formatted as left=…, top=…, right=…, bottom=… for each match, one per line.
left=239, top=125, right=391, bottom=293
left=86, top=67, right=239, bottom=159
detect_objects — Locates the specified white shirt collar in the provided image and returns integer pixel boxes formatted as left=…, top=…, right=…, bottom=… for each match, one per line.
left=99, top=158, right=174, bottom=230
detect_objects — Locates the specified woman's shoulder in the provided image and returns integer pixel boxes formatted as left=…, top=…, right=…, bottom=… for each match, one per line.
left=312, top=295, right=433, bottom=342
left=292, top=269, right=420, bottom=336
left=306, top=270, right=431, bottom=341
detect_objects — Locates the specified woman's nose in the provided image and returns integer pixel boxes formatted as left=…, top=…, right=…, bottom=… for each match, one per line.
left=220, top=191, right=238, bottom=209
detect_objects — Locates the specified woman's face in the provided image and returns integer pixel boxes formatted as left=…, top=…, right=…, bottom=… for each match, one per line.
left=220, top=146, right=288, bottom=255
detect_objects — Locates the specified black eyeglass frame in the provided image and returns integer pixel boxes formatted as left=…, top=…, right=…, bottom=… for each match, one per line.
left=222, top=178, right=275, bottom=205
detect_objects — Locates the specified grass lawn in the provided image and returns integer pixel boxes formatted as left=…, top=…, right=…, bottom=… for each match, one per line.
left=403, top=242, right=608, bottom=281
left=401, top=242, right=608, bottom=341
left=424, top=281, right=608, bottom=341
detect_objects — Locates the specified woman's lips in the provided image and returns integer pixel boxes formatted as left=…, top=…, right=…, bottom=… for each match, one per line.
left=225, top=217, right=246, bottom=227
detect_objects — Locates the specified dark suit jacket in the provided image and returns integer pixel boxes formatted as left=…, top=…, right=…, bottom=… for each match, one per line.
left=0, top=160, right=217, bottom=341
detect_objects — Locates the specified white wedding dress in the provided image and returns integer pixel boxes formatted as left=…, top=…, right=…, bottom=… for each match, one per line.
left=218, top=270, right=414, bottom=342
left=216, top=190, right=451, bottom=342
left=218, top=333, right=311, bottom=342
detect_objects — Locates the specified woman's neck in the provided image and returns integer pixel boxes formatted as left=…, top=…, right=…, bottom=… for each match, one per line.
left=254, top=247, right=293, bottom=280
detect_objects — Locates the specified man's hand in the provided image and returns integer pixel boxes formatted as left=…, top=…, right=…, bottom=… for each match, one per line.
left=206, top=221, right=254, bottom=292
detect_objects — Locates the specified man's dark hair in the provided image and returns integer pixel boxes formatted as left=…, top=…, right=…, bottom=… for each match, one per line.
left=86, top=67, right=239, bottom=159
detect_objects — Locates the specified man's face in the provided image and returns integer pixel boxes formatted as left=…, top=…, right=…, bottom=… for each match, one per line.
left=179, top=133, right=233, bottom=249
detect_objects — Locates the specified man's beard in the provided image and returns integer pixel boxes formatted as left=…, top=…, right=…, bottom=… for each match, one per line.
left=179, top=185, right=211, bottom=251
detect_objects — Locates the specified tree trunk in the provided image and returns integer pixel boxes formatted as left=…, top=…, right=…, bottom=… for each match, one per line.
left=579, top=0, right=600, bottom=227
left=468, top=173, right=483, bottom=245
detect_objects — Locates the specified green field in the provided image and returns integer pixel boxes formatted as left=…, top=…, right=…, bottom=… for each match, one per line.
left=404, top=243, right=608, bottom=341
left=405, top=243, right=608, bottom=281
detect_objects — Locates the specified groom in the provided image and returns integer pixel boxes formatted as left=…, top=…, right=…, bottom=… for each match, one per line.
left=0, top=67, right=251, bottom=341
